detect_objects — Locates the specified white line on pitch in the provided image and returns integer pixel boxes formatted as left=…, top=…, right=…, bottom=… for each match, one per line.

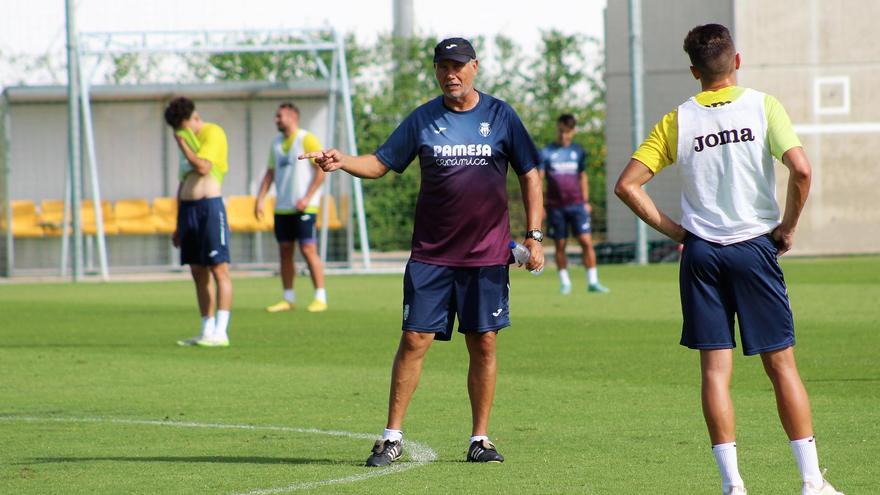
left=0, top=416, right=438, bottom=494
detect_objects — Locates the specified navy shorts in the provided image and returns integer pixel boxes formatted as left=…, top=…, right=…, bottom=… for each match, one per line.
left=178, top=197, right=230, bottom=266
left=402, top=260, right=510, bottom=341
left=274, top=212, right=317, bottom=244
left=680, top=233, right=795, bottom=356
left=547, top=204, right=591, bottom=240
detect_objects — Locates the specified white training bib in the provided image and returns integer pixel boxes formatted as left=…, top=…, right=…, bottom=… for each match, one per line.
left=271, top=129, right=322, bottom=213
left=676, top=88, right=780, bottom=245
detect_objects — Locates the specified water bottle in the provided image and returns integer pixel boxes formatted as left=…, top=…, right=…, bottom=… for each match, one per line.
left=509, top=241, right=543, bottom=275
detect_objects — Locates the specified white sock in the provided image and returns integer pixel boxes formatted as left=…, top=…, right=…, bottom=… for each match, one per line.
left=283, top=289, right=295, bottom=304
left=381, top=428, right=402, bottom=442
left=587, top=267, right=599, bottom=285
left=470, top=435, right=489, bottom=445
left=558, top=269, right=571, bottom=286
left=790, top=436, right=823, bottom=486
left=214, top=310, right=230, bottom=340
left=315, top=288, right=327, bottom=303
left=712, top=442, right=745, bottom=492
left=200, top=316, right=215, bottom=339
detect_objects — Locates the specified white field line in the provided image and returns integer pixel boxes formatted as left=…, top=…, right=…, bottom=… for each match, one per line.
left=0, top=416, right=437, bottom=494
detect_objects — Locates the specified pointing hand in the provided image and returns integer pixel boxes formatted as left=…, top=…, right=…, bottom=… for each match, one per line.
left=299, top=149, right=344, bottom=172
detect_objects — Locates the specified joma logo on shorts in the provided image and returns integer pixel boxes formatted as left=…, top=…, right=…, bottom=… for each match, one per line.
left=694, top=128, right=755, bottom=152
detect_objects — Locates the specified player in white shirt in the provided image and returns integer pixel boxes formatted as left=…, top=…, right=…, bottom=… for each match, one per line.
left=256, top=102, right=328, bottom=313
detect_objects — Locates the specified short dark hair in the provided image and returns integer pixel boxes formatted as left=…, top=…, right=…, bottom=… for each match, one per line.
left=683, top=24, right=735, bottom=79
left=278, top=102, right=300, bottom=114
left=164, top=97, right=195, bottom=129
left=557, top=114, right=577, bottom=130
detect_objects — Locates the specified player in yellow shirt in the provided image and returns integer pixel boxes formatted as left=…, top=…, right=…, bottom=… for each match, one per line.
left=615, top=24, right=842, bottom=495
left=255, top=102, right=328, bottom=313
left=164, top=97, right=233, bottom=348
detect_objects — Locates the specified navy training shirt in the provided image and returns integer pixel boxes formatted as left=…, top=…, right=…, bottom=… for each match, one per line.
left=375, top=92, right=540, bottom=267
left=538, top=143, right=587, bottom=208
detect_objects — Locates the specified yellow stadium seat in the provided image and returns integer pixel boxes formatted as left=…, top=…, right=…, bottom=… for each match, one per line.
left=257, top=195, right=275, bottom=231
left=39, top=199, right=66, bottom=236
left=82, top=199, right=119, bottom=235
left=151, top=197, right=177, bottom=234
left=316, top=195, right=343, bottom=230
left=226, top=195, right=262, bottom=233
left=11, top=200, right=45, bottom=237
left=116, top=199, right=158, bottom=234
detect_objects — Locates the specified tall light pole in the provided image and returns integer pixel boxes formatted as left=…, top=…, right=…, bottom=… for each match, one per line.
left=393, top=0, right=414, bottom=39
left=65, top=0, right=83, bottom=280
left=391, top=0, right=414, bottom=91
left=628, top=0, right=648, bottom=265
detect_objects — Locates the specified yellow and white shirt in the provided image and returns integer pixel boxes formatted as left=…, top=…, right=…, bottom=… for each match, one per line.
left=633, top=86, right=802, bottom=244
left=176, top=123, right=229, bottom=184
left=268, top=129, right=323, bottom=214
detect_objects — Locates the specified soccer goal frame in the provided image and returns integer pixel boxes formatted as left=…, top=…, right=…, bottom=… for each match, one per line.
left=46, top=27, right=372, bottom=280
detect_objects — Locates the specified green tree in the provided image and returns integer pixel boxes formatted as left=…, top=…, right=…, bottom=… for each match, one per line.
left=526, top=31, right=606, bottom=238
left=484, top=31, right=606, bottom=240
left=109, top=54, right=162, bottom=84
left=105, top=32, right=606, bottom=251
left=191, top=34, right=333, bottom=83
left=346, top=35, right=440, bottom=251
left=350, top=32, right=606, bottom=249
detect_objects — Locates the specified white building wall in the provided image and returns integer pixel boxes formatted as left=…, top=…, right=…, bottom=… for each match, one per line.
left=735, top=0, right=880, bottom=255
left=9, top=96, right=330, bottom=203
left=605, top=0, right=733, bottom=244
left=605, top=0, right=878, bottom=256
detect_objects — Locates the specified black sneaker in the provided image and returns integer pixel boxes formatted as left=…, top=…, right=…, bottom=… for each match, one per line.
left=466, top=439, right=504, bottom=463
left=365, top=438, right=402, bottom=467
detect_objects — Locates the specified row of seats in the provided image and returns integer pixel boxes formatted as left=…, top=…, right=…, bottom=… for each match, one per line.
left=6, top=196, right=344, bottom=238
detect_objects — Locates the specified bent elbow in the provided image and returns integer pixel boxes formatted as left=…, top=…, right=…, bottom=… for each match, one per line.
left=613, top=180, right=633, bottom=201
left=794, top=165, right=812, bottom=183
left=372, top=164, right=391, bottom=179
left=783, top=149, right=812, bottom=184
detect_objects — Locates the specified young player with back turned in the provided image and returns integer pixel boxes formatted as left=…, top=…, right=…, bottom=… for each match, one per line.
left=615, top=24, right=843, bottom=495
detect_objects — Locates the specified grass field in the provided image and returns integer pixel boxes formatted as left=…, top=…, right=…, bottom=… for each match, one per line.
left=1, top=256, right=878, bottom=494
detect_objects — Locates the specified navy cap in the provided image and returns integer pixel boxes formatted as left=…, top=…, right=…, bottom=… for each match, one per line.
left=433, top=37, right=477, bottom=63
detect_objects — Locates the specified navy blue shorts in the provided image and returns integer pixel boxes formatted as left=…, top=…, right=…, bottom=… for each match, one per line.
left=547, top=204, right=591, bottom=240
left=178, top=197, right=230, bottom=266
left=680, top=233, right=795, bottom=356
left=274, top=212, right=317, bottom=244
left=402, top=260, right=510, bottom=341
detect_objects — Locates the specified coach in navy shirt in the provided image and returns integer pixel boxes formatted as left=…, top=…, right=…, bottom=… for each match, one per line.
left=302, top=37, right=544, bottom=467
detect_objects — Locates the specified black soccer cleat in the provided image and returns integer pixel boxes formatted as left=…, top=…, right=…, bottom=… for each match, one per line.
left=466, top=439, right=504, bottom=463
left=365, top=438, right=403, bottom=467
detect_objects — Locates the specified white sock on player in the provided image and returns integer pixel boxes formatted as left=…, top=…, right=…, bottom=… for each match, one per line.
left=283, top=289, right=295, bottom=304
left=558, top=269, right=571, bottom=286
left=790, top=436, right=823, bottom=486
left=712, top=442, right=745, bottom=492
left=470, top=435, right=489, bottom=446
left=587, top=267, right=599, bottom=285
left=315, top=288, right=327, bottom=303
left=200, top=316, right=215, bottom=339
left=382, top=428, right=402, bottom=442
left=214, top=310, right=230, bottom=340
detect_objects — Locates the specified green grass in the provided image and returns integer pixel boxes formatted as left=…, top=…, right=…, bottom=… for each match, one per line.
left=1, top=257, right=878, bottom=494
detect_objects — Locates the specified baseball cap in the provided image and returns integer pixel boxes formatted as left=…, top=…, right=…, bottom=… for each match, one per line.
left=433, top=37, right=477, bottom=63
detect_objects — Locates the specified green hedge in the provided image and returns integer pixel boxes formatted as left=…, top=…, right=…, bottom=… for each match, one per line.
left=350, top=32, right=607, bottom=250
